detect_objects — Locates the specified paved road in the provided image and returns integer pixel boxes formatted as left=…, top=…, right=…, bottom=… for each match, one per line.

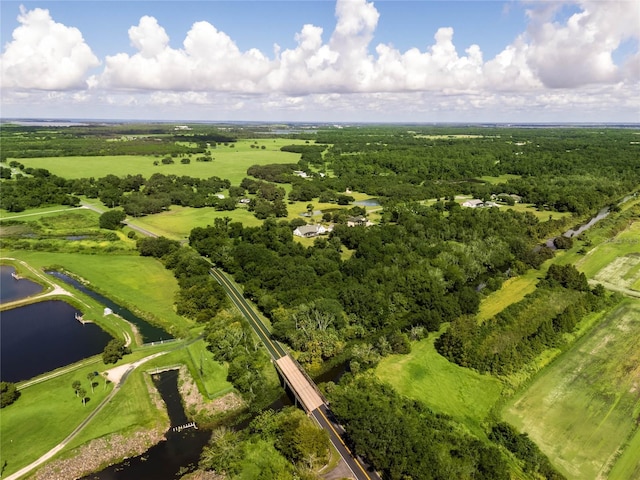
left=81, top=202, right=160, bottom=238
left=209, top=267, right=380, bottom=480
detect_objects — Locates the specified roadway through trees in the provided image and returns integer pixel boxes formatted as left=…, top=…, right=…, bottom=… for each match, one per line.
left=209, top=268, right=381, bottom=480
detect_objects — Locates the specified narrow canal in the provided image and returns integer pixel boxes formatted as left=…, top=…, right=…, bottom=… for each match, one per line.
left=47, top=271, right=171, bottom=343
left=80, top=370, right=211, bottom=480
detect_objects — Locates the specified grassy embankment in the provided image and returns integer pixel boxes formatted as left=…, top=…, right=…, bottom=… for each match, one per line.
left=1, top=250, right=191, bottom=338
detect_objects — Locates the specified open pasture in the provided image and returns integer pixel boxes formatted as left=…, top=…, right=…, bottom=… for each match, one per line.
left=11, top=138, right=310, bottom=184
left=502, top=299, right=640, bottom=480
left=376, top=331, right=503, bottom=436
left=131, top=205, right=263, bottom=240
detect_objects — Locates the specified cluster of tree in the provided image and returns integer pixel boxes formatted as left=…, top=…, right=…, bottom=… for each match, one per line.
left=490, top=422, right=565, bottom=479
left=189, top=202, right=550, bottom=369
left=136, top=237, right=229, bottom=323
left=240, top=177, right=288, bottom=218
left=1, top=132, right=204, bottom=160
left=0, top=168, right=232, bottom=216
left=99, top=210, right=127, bottom=230
left=198, top=407, right=329, bottom=479
left=280, top=144, right=327, bottom=167
left=327, top=375, right=511, bottom=480
left=0, top=168, right=80, bottom=212
left=204, top=309, right=272, bottom=404
left=71, top=372, right=103, bottom=407
left=246, top=163, right=300, bottom=183
left=0, top=381, right=20, bottom=408
left=102, top=338, right=130, bottom=364
left=82, top=173, right=231, bottom=215
left=435, top=268, right=610, bottom=375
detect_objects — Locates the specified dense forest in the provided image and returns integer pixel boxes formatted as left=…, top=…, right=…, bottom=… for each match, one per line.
left=2, top=124, right=639, bottom=479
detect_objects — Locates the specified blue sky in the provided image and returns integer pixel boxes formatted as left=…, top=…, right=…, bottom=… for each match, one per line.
left=1, top=0, right=638, bottom=122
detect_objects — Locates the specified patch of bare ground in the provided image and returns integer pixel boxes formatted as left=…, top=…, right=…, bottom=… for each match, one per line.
left=28, top=370, right=168, bottom=480
left=29, top=428, right=166, bottom=480
left=177, top=366, right=244, bottom=424
left=180, top=471, right=225, bottom=480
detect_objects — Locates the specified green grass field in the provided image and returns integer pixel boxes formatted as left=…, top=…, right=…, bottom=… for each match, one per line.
left=12, top=138, right=311, bottom=184
left=131, top=205, right=263, bottom=240
left=477, top=270, right=542, bottom=322
left=376, top=330, right=503, bottom=436
left=502, top=299, right=640, bottom=480
left=0, top=359, right=116, bottom=476
left=2, top=250, right=191, bottom=335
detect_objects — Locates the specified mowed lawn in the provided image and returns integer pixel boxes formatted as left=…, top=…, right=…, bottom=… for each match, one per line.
left=14, top=138, right=310, bottom=184
left=376, top=331, right=503, bottom=436
left=1, top=360, right=116, bottom=477
left=502, top=299, right=640, bottom=480
left=3, top=251, right=191, bottom=333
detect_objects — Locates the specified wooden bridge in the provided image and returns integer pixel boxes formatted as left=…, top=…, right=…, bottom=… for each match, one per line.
left=171, top=421, right=197, bottom=433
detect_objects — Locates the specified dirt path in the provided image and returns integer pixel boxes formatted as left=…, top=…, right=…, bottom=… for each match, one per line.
left=4, top=352, right=168, bottom=480
left=0, top=258, right=84, bottom=311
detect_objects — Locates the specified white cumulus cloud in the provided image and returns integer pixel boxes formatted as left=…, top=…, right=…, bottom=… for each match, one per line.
left=2, top=0, right=638, bottom=121
left=1, top=6, right=99, bottom=90
left=515, top=0, right=639, bottom=88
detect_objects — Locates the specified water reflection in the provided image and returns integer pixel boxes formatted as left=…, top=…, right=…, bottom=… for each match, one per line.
left=47, top=271, right=170, bottom=343
left=0, top=300, right=112, bottom=382
left=0, top=265, right=43, bottom=303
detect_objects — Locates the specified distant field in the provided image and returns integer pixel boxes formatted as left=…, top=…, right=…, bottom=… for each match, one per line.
left=478, top=174, right=522, bottom=184
left=131, top=205, right=263, bottom=240
left=502, top=300, right=640, bottom=480
left=12, top=138, right=310, bottom=184
left=376, top=331, right=503, bottom=436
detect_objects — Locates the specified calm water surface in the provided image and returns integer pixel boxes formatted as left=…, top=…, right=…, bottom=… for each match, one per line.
left=47, top=271, right=170, bottom=343
left=81, top=369, right=211, bottom=480
left=0, top=265, right=43, bottom=303
left=0, top=300, right=112, bottom=382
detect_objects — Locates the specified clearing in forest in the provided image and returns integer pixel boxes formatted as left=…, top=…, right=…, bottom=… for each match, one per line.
left=376, top=331, right=502, bottom=436
left=502, top=300, right=640, bottom=480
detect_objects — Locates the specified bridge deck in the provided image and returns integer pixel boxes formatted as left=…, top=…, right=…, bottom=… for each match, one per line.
left=275, top=356, right=324, bottom=412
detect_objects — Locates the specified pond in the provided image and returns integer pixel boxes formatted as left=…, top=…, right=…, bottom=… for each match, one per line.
left=354, top=198, right=380, bottom=207
left=0, top=300, right=112, bottom=382
left=0, top=265, right=43, bottom=303
left=47, top=271, right=171, bottom=343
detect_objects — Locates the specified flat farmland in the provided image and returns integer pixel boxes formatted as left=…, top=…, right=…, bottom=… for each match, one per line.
left=13, top=138, right=310, bottom=184
left=502, top=300, right=640, bottom=480
left=576, top=220, right=640, bottom=298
